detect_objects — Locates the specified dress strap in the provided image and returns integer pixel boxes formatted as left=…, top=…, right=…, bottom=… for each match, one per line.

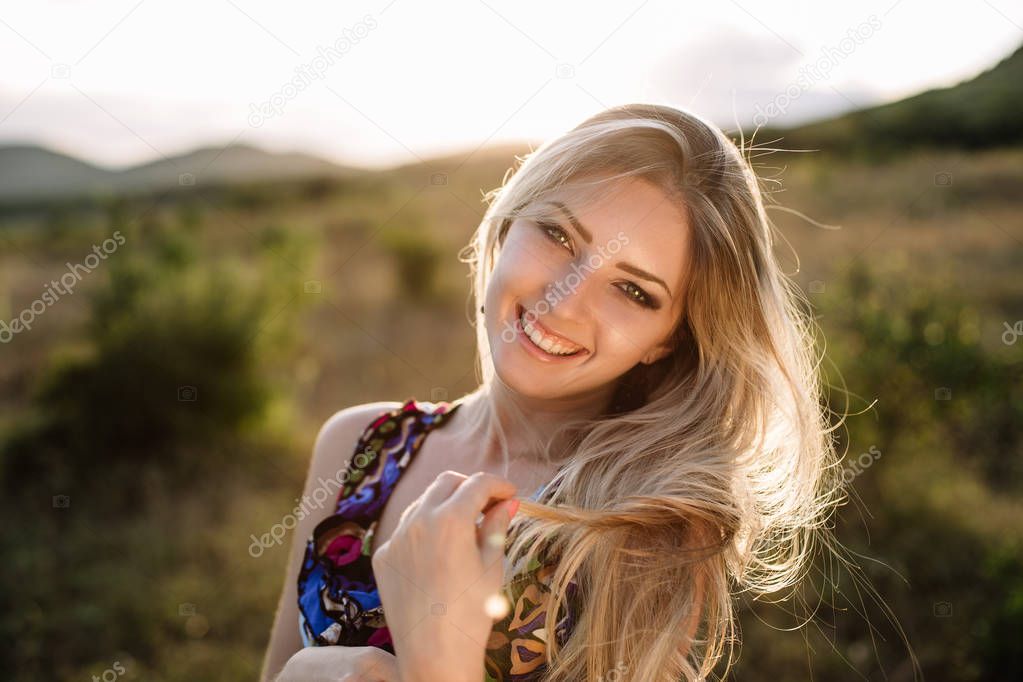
left=332, top=398, right=463, bottom=513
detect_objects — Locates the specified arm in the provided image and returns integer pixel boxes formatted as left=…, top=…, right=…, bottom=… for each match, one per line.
left=259, top=401, right=402, bottom=682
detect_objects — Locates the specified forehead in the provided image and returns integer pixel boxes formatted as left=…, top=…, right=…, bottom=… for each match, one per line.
left=537, top=177, right=691, bottom=297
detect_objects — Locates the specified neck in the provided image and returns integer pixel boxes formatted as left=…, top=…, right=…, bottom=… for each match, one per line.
left=452, top=378, right=614, bottom=471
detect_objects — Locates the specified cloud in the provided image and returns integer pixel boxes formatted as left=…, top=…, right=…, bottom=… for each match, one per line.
left=647, top=27, right=881, bottom=128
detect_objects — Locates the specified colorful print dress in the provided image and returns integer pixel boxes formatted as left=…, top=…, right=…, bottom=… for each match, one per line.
left=296, top=397, right=580, bottom=681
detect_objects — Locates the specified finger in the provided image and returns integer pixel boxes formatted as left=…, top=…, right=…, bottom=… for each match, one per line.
left=478, top=497, right=517, bottom=566
left=418, top=470, right=470, bottom=510
left=392, top=471, right=466, bottom=531
left=337, top=651, right=398, bottom=682
left=440, top=472, right=517, bottom=522
left=478, top=499, right=517, bottom=623
left=361, top=650, right=401, bottom=682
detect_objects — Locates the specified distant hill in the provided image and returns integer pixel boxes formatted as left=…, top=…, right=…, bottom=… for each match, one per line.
left=0, top=142, right=361, bottom=202
left=0, top=146, right=116, bottom=201
left=747, top=42, right=1023, bottom=157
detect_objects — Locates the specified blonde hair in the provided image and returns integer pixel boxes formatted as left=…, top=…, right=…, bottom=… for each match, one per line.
left=455, top=104, right=911, bottom=681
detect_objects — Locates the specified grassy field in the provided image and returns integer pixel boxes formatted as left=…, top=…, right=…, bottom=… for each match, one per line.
left=1, top=142, right=1020, bottom=681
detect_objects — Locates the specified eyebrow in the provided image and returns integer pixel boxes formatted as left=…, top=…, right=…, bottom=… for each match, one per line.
left=545, top=200, right=673, bottom=300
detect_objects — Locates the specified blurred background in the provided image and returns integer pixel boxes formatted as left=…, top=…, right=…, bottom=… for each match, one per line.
left=0, top=1, right=1020, bottom=680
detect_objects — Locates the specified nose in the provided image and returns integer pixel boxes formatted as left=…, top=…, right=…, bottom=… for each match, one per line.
left=543, top=263, right=595, bottom=325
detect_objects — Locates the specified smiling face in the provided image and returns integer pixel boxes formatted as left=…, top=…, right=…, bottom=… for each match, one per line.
left=484, top=175, right=691, bottom=401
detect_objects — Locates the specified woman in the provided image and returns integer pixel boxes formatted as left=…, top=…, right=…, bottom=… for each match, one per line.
left=262, top=103, right=851, bottom=681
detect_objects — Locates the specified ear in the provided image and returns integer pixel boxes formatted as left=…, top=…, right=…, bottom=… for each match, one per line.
left=643, top=313, right=687, bottom=365
left=641, top=342, right=673, bottom=365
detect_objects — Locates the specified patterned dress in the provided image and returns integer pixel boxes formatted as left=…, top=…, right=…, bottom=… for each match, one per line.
left=296, top=397, right=580, bottom=681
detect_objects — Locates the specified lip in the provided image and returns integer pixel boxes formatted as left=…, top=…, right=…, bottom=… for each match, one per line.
left=514, top=303, right=590, bottom=362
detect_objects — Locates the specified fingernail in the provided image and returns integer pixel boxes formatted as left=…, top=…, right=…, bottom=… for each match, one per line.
left=507, top=499, right=520, bottom=518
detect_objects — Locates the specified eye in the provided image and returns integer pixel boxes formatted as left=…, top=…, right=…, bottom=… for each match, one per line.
left=616, top=281, right=657, bottom=309
left=536, top=220, right=573, bottom=254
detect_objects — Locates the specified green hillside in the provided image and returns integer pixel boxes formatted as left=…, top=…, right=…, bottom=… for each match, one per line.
left=748, top=42, right=1023, bottom=157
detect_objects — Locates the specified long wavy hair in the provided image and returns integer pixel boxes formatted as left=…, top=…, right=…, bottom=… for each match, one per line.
left=454, top=103, right=895, bottom=681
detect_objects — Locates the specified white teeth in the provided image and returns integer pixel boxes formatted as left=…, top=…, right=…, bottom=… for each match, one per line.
left=519, top=311, right=582, bottom=356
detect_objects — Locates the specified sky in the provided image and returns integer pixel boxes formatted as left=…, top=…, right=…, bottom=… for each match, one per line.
left=0, top=0, right=1020, bottom=171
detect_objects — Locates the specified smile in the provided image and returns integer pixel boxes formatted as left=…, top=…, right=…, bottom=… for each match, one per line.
left=515, top=303, right=589, bottom=358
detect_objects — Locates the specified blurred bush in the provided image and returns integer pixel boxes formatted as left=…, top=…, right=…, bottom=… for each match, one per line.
left=0, top=199, right=318, bottom=680
left=380, top=222, right=443, bottom=302
left=0, top=211, right=311, bottom=497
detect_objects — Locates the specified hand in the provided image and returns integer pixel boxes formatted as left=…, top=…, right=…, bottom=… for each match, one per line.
left=371, top=471, right=520, bottom=682
left=275, top=645, right=401, bottom=682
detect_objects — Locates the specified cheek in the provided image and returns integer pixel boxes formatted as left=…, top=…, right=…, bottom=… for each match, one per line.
left=598, top=319, right=646, bottom=357
left=594, top=307, right=670, bottom=358
left=495, top=234, right=560, bottom=284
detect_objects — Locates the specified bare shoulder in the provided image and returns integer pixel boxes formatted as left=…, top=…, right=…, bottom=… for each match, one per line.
left=309, top=401, right=404, bottom=479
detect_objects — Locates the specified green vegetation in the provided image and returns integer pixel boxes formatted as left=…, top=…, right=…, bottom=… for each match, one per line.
left=380, top=220, right=445, bottom=303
